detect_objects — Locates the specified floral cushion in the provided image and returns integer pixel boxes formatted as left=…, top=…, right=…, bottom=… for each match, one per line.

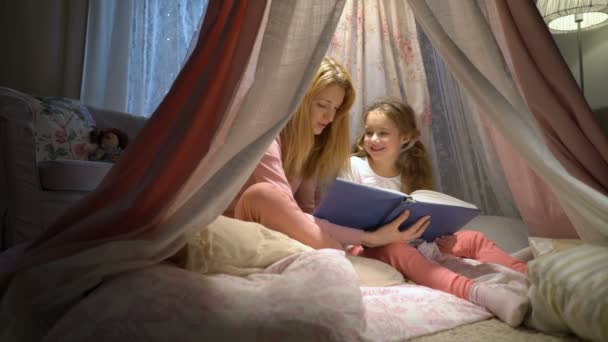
left=32, top=96, right=97, bottom=161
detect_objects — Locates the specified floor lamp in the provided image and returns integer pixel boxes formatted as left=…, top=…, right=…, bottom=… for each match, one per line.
left=537, top=0, right=608, bottom=95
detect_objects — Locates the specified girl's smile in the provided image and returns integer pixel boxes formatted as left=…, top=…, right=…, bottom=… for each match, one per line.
left=368, top=145, right=386, bottom=152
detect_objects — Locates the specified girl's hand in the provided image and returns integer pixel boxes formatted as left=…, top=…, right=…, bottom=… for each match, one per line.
left=361, top=210, right=430, bottom=248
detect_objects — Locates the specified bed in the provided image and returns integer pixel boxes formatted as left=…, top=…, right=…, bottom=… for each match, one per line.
left=43, top=215, right=589, bottom=341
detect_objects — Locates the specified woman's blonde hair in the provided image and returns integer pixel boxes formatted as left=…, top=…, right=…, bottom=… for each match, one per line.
left=352, top=98, right=434, bottom=193
left=280, top=56, right=355, bottom=183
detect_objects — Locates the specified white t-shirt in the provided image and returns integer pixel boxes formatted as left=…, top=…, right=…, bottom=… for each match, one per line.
left=341, top=156, right=402, bottom=193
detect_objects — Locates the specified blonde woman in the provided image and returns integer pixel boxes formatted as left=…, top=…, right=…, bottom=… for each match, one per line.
left=225, top=57, right=430, bottom=250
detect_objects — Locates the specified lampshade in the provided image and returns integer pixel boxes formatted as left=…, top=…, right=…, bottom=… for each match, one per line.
left=537, top=0, right=608, bottom=33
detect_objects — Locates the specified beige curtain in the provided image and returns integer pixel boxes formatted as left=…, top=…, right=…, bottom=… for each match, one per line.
left=0, top=0, right=88, bottom=98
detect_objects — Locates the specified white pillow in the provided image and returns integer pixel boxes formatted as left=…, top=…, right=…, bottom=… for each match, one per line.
left=526, top=244, right=608, bottom=342
left=176, top=216, right=405, bottom=287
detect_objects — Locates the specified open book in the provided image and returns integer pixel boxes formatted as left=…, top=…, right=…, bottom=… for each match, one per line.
left=314, top=178, right=480, bottom=242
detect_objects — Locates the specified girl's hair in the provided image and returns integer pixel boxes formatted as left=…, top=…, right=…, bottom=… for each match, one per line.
left=280, top=56, right=355, bottom=183
left=352, top=98, right=434, bottom=193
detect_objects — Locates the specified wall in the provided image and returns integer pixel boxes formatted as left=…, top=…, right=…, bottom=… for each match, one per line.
left=552, top=25, right=608, bottom=136
left=0, top=1, right=87, bottom=98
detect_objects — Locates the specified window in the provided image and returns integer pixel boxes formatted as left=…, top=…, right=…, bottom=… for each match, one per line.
left=82, top=0, right=208, bottom=116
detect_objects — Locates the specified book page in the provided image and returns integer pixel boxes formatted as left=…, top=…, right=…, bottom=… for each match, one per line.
left=409, top=190, right=478, bottom=209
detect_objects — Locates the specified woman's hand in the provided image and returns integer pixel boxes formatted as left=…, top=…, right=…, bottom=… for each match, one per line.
left=361, top=210, right=430, bottom=248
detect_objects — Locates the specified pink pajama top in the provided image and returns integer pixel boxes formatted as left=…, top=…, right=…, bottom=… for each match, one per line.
left=225, top=138, right=364, bottom=246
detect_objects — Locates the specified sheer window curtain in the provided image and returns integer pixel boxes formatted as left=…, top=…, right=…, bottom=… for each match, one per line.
left=81, top=0, right=208, bottom=116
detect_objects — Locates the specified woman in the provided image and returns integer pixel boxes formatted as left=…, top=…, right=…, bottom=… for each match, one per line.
left=225, top=57, right=430, bottom=250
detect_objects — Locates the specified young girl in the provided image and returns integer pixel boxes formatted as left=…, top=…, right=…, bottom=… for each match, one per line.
left=343, top=98, right=530, bottom=327
left=225, top=58, right=430, bottom=254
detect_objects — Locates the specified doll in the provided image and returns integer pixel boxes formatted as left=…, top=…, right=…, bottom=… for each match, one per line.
left=88, top=128, right=129, bottom=163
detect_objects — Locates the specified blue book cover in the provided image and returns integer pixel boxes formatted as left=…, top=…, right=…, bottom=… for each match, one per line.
left=314, top=178, right=481, bottom=242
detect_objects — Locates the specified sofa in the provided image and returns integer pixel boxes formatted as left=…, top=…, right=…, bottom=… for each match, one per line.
left=0, top=87, right=147, bottom=250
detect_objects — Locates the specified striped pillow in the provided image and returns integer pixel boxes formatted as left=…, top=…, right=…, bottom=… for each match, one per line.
left=526, top=244, right=608, bottom=342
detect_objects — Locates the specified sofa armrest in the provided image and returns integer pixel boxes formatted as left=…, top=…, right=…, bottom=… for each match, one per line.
left=0, top=87, right=36, bottom=125
left=0, top=87, right=39, bottom=193
left=0, top=88, right=42, bottom=248
left=89, top=107, right=147, bottom=143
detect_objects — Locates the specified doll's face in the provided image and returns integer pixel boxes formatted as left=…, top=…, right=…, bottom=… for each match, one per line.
left=102, top=132, right=119, bottom=148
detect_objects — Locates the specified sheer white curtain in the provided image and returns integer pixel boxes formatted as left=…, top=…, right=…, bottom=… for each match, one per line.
left=81, top=0, right=208, bottom=116
left=408, top=0, right=608, bottom=244
left=418, top=28, right=520, bottom=217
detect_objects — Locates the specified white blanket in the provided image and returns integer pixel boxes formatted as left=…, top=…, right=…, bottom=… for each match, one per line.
left=45, top=248, right=493, bottom=342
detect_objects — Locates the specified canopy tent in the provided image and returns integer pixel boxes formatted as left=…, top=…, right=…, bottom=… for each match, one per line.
left=1, top=0, right=607, bottom=341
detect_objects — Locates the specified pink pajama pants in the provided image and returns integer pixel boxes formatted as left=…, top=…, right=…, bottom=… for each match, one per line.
left=357, top=230, right=527, bottom=300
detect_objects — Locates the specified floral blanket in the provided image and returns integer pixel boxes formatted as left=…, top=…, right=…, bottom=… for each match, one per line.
left=44, top=249, right=492, bottom=342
